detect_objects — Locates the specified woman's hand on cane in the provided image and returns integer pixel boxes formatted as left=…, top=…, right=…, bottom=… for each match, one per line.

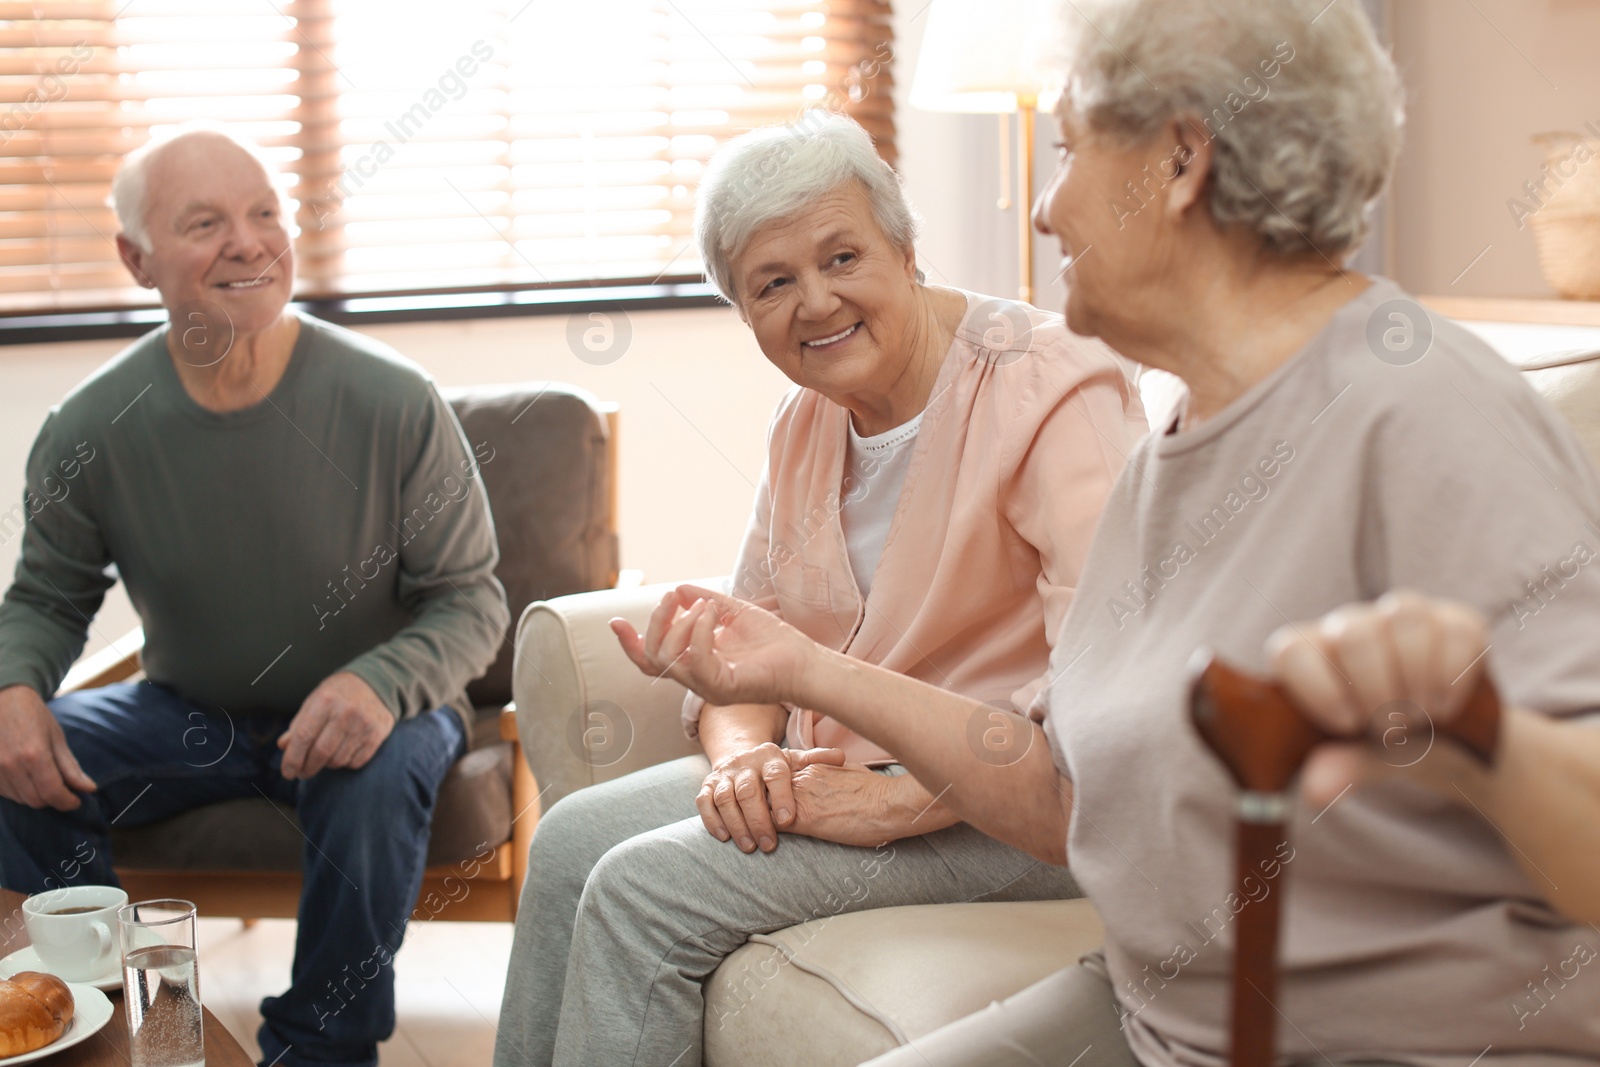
left=1267, top=590, right=1492, bottom=807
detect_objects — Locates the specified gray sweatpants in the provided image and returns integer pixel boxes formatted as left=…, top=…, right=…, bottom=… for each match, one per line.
left=493, top=755, right=1082, bottom=1067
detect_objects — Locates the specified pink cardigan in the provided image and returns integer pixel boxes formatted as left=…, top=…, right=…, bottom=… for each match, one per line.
left=684, top=289, right=1148, bottom=763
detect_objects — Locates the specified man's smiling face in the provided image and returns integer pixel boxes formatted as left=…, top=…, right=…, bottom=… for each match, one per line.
left=122, top=132, right=296, bottom=339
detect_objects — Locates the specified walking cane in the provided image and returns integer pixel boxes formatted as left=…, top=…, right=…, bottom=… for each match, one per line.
left=1186, top=650, right=1502, bottom=1067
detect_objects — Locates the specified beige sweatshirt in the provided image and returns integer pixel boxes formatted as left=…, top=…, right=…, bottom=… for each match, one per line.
left=1035, top=277, right=1600, bottom=1064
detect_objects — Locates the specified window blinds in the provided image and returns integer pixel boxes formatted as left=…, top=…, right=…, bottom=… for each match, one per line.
left=0, top=0, right=895, bottom=312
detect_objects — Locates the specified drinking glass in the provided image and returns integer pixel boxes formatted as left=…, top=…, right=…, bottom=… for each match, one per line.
left=118, top=899, right=206, bottom=1067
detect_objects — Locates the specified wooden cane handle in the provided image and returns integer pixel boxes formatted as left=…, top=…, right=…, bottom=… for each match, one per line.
left=1188, top=649, right=1502, bottom=1067
left=1188, top=648, right=1502, bottom=794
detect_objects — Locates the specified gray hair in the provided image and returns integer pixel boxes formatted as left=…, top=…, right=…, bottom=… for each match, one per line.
left=695, top=112, right=920, bottom=305
left=1060, top=0, right=1403, bottom=259
left=111, top=123, right=287, bottom=252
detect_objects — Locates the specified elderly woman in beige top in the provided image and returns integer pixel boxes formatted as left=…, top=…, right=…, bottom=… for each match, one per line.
left=494, top=113, right=1147, bottom=1066
left=619, top=1, right=1600, bottom=1064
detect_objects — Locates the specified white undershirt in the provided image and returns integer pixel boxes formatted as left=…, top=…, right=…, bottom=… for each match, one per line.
left=840, top=410, right=923, bottom=597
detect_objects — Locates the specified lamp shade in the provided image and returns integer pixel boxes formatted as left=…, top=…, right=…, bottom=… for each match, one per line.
left=909, top=0, right=1053, bottom=113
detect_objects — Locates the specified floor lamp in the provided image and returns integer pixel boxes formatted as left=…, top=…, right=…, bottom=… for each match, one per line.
left=910, top=0, right=1048, bottom=304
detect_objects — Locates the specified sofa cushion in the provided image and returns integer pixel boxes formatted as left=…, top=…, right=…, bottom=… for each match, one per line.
left=445, top=383, right=618, bottom=709
left=1514, top=349, right=1600, bottom=469
left=702, top=899, right=1104, bottom=1067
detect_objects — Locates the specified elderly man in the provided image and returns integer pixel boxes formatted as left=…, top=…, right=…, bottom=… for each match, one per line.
left=0, top=126, right=509, bottom=1067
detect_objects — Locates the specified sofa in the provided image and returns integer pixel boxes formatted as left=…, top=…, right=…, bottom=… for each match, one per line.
left=509, top=342, right=1600, bottom=1065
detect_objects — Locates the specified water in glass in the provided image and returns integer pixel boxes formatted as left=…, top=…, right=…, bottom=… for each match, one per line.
left=123, top=944, right=205, bottom=1067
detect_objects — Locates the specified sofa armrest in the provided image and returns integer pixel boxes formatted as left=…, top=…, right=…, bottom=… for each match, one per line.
left=512, top=578, right=726, bottom=813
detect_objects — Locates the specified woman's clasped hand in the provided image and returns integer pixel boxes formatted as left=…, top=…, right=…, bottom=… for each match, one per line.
left=615, top=588, right=946, bottom=852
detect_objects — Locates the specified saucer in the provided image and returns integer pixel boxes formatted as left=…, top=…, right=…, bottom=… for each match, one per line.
left=0, top=945, right=120, bottom=992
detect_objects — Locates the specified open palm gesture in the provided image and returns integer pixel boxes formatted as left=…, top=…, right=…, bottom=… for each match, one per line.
left=611, top=585, right=816, bottom=707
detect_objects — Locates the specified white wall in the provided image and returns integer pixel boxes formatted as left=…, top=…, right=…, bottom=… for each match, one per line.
left=0, top=339, right=146, bottom=659
left=362, top=309, right=792, bottom=587
left=1390, top=0, right=1600, bottom=297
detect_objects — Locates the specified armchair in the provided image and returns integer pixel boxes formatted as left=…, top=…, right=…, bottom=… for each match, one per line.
left=57, top=381, right=621, bottom=923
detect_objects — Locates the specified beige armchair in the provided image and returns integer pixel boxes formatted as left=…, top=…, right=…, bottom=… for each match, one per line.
left=510, top=580, right=1105, bottom=1066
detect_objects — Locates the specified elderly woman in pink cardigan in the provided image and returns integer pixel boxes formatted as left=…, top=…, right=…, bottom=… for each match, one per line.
left=494, top=112, right=1147, bottom=1066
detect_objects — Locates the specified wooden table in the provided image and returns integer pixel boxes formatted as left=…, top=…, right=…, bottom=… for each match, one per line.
left=1, top=888, right=255, bottom=1066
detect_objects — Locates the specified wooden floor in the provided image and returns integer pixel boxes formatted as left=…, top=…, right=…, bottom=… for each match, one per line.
left=196, top=916, right=513, bottom=1067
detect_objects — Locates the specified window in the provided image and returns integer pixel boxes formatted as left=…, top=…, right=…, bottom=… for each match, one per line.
left=0, top=0, right=895, bottom=314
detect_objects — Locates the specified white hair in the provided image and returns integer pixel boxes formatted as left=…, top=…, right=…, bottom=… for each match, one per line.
left=1060, top=0, right=1403, bottom=259
left=110, top=123, right=287, bottom=252
left=695, top=112, right=921, bottom=305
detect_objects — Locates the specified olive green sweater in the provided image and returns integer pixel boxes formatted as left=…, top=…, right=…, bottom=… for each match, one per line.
left=0, top=313, right=508, bottom=723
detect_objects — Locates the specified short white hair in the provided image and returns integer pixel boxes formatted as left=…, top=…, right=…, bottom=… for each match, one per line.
left=1060, top=0, right=1403, bottom=259
left=110, top=123, right=287, bottom=252
left=695, top=112, right=921, bottom=305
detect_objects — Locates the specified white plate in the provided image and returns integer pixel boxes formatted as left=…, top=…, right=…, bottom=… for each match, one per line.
left=0, top=947, right=120, bottom=992
left=0, top=982, right=114, bottom=1065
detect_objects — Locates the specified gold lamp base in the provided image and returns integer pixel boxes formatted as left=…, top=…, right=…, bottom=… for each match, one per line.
left=1017, top=102, right=1035, bottom=305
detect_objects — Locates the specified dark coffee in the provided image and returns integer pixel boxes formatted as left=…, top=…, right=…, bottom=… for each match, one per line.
left=47, top=905, right=101, bottom=915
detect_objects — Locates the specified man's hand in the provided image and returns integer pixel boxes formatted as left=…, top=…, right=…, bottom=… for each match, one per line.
left=697, top=744, right=844, bottom=853
left=0, top=684, right=96, bottom=810
left=278, top=672, right=394, bottom=780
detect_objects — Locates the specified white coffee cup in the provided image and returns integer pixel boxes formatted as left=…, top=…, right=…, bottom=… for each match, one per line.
left=22, top=885, right=128, bottom=981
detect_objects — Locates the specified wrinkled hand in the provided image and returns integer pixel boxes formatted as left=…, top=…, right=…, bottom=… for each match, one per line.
left=611, top=585, right=817, bottom=708
left=0, top=684, right=96, bottom=810
left=278, top=672, right=395, bottom=780
left=1269, top=590, right=1492, bottom=806
left=787, top=759, right=906, bottom=847
left=698, top=744, right=846, bottom=853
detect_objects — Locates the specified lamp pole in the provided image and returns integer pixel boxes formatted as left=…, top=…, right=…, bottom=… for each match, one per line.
left=1017, top=99, right=1035, bottom=304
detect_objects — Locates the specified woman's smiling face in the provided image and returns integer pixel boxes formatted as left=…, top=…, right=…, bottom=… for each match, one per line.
left=732, top=181, right=921, bottom=406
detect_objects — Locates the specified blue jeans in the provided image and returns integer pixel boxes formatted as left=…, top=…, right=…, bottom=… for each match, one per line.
left=0, top=681, right=466, bottom=1067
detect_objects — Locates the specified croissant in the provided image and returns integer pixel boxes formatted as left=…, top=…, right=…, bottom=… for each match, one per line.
left=0, top=971, right=75, bottom=1057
